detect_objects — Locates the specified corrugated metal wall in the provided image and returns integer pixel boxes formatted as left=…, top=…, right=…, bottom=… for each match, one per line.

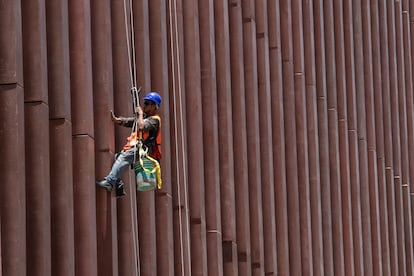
left=2, top=0, right=414, bottom=275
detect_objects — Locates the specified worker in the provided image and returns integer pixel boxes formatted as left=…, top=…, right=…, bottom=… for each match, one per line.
left=96, top=91, right=162, bottom=197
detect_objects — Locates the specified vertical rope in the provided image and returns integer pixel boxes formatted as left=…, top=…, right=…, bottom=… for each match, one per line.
left=168, top=0, right=185, bottom=273
left=169, top=0, right=191, bottom=273
left=123, top=0, right=140, bottom=274
left=128, top=0, right=137, bottom=87
left=123, top=0, right=135, bottom=87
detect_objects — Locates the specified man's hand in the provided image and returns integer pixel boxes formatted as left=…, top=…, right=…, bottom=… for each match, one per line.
left=136, top=105, right=144, bottom=116
left=110, top=110, right=122, bottom=125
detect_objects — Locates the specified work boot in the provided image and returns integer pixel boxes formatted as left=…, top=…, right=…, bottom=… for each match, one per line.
left=116, top=180, right=126, bottom=198
left=96, top=179, right=113, bottom=192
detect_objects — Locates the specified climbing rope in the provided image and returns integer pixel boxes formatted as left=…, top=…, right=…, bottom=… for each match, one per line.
left=122, top=0, right=140, bottom=274
left=168, top=0, right=191, bottom=273
left=123, top=0, right=137, bottom=88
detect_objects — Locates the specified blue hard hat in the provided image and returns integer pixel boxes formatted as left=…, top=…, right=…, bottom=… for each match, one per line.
left=143, top=92, right=162, bottom=107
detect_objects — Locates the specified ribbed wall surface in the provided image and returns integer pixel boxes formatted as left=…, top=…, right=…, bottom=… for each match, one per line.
left=2, top=0, right=414, bottom=275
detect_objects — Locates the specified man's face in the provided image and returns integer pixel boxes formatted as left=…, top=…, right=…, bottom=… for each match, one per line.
left=143, top=100, right=156, bottom=114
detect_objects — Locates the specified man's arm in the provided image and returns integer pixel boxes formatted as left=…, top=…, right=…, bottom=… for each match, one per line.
left=111, top=111, right=136, bottom=128
left=136, top=105, right=144, bottom=130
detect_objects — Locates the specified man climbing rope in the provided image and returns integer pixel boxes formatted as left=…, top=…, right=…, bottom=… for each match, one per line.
left=96, top=91, right=162, bottom=197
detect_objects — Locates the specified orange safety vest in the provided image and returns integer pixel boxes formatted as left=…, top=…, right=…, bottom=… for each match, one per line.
left=123, top=132, right=139, bottom=151
left=143, top=115, right=161, bottom=160
left=123, top=115, right=162, bottom=160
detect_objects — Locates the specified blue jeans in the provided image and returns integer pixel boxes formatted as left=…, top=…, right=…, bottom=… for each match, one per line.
left=105, top=148, right=136, bottom=184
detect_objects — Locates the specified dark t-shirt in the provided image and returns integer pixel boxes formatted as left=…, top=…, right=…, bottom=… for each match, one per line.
left=121, top=115, right=160, bottom=156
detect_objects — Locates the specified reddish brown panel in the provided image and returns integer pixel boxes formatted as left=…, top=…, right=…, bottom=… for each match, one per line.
left=68, top=2, right=98, bottom=276
left=213, top=0, right=238, bottom=274
left=229, top=0, right=252, bottom=274
left=133, top=21, right=156, bottom=268
left=137, top=191, right=157, bottom=276
left=410, top=1, right=414, bottom=166
left=222, top=241, right=238, bottom=275
left=327, top=107, right=345, bottom=276
left=334, top=1, right=355, bottom=273
left=394, top=178, right=407, bottom=275
left=325, top=7, right=346, bottom=274
left=94, top=152, right=119, bottom=276
left=291, top=0, right=314, bottom=274
left=402, top=1, right=414, bottom=193
left=295, top=75, right=314, bottom=276
left=25, top=102, right=51, bottom=276
left=182, top=0, right=209, bottom=274
left=148, top=0, right=175, bottom=274
left=385, top=168, right=399, bottom=275
left=367, top=148, right=382, bottom=276
left=0, top=4, right=24, bottom=275
left=72, top=135, right=98, bottom=276
left=90, top=0, right=120, bottom=269
left=91, top=0, right=115, bottom=152
left=347, top=130, right=365, bottom=276
left=153, top=193, right=173, bottom=275
left=133, top=0, right=151, bottom=92
left=46, top=1, right=75, bottom=275
left=242, top=0, right=265, bottom=274
left=50, top=119, right=75, bottom=276
left=388, top=3, right=406, bottom=274
left=199, top=0, right=220, bottom=230
left=22, top=0, right=48, bottom=103
left=255, top=0, right=278, bottom=274
left=387, top=0, right=401, bottom=175
left=394, top=0, right=410, bottom=193
left=313, top=0, right=334, bottom=273
left=371, top=2, right=392, bottom=269
left=206, top=231, right=223, bottom=276
left=198, top=0, right=224, bottom=275
left=0, top=0, right=23, bottom=85
left=376, top=159, right=391, bottom=276
left=279, top=0, right=303, bottom=274
left=378, top=3, right=398, bottom=274
left=343, top=0, right=357, bottom=130
left=111, top=1, right=141, bottom=271
left=169, top=95, right=191, bottom=276
left=0, top=5, right=24, bottom=276
left=267, top=0, right=290, bottom=274
left=117, top=177, right=138, bottom=276
left=378, top=0, right=393, bottom=167
left=358, top=138, right=375, bottom=276
left=361, top=2, right=383, bottom=273
left=325, top=5, right=347, bottom=273
left=337, top=117, right=354, bottom=276
left=21, top=3, right=52, bottom=272
left=45, top=0, right=71, bottom=120
left=400, top=13, right=414, bottom=261
left=302, top=0, right=324, bottom=272
left=400, top=0, right=414, bottom=189
left=68, top=0, right=94, bottom=136
left=353, top=1, right=374, bottom=275
left=0, top=86, right=26, bottom=276
left=402, top=185, right=414, bottom=275
left=306, top=97, right=325, bottom=272
left=110, top=1, right=139, bottom=273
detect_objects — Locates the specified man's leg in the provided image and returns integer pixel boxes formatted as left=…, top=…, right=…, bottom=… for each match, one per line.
left=115, top=179, right=126, bottom=197
left=96, top=148, right=136, bottom=192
